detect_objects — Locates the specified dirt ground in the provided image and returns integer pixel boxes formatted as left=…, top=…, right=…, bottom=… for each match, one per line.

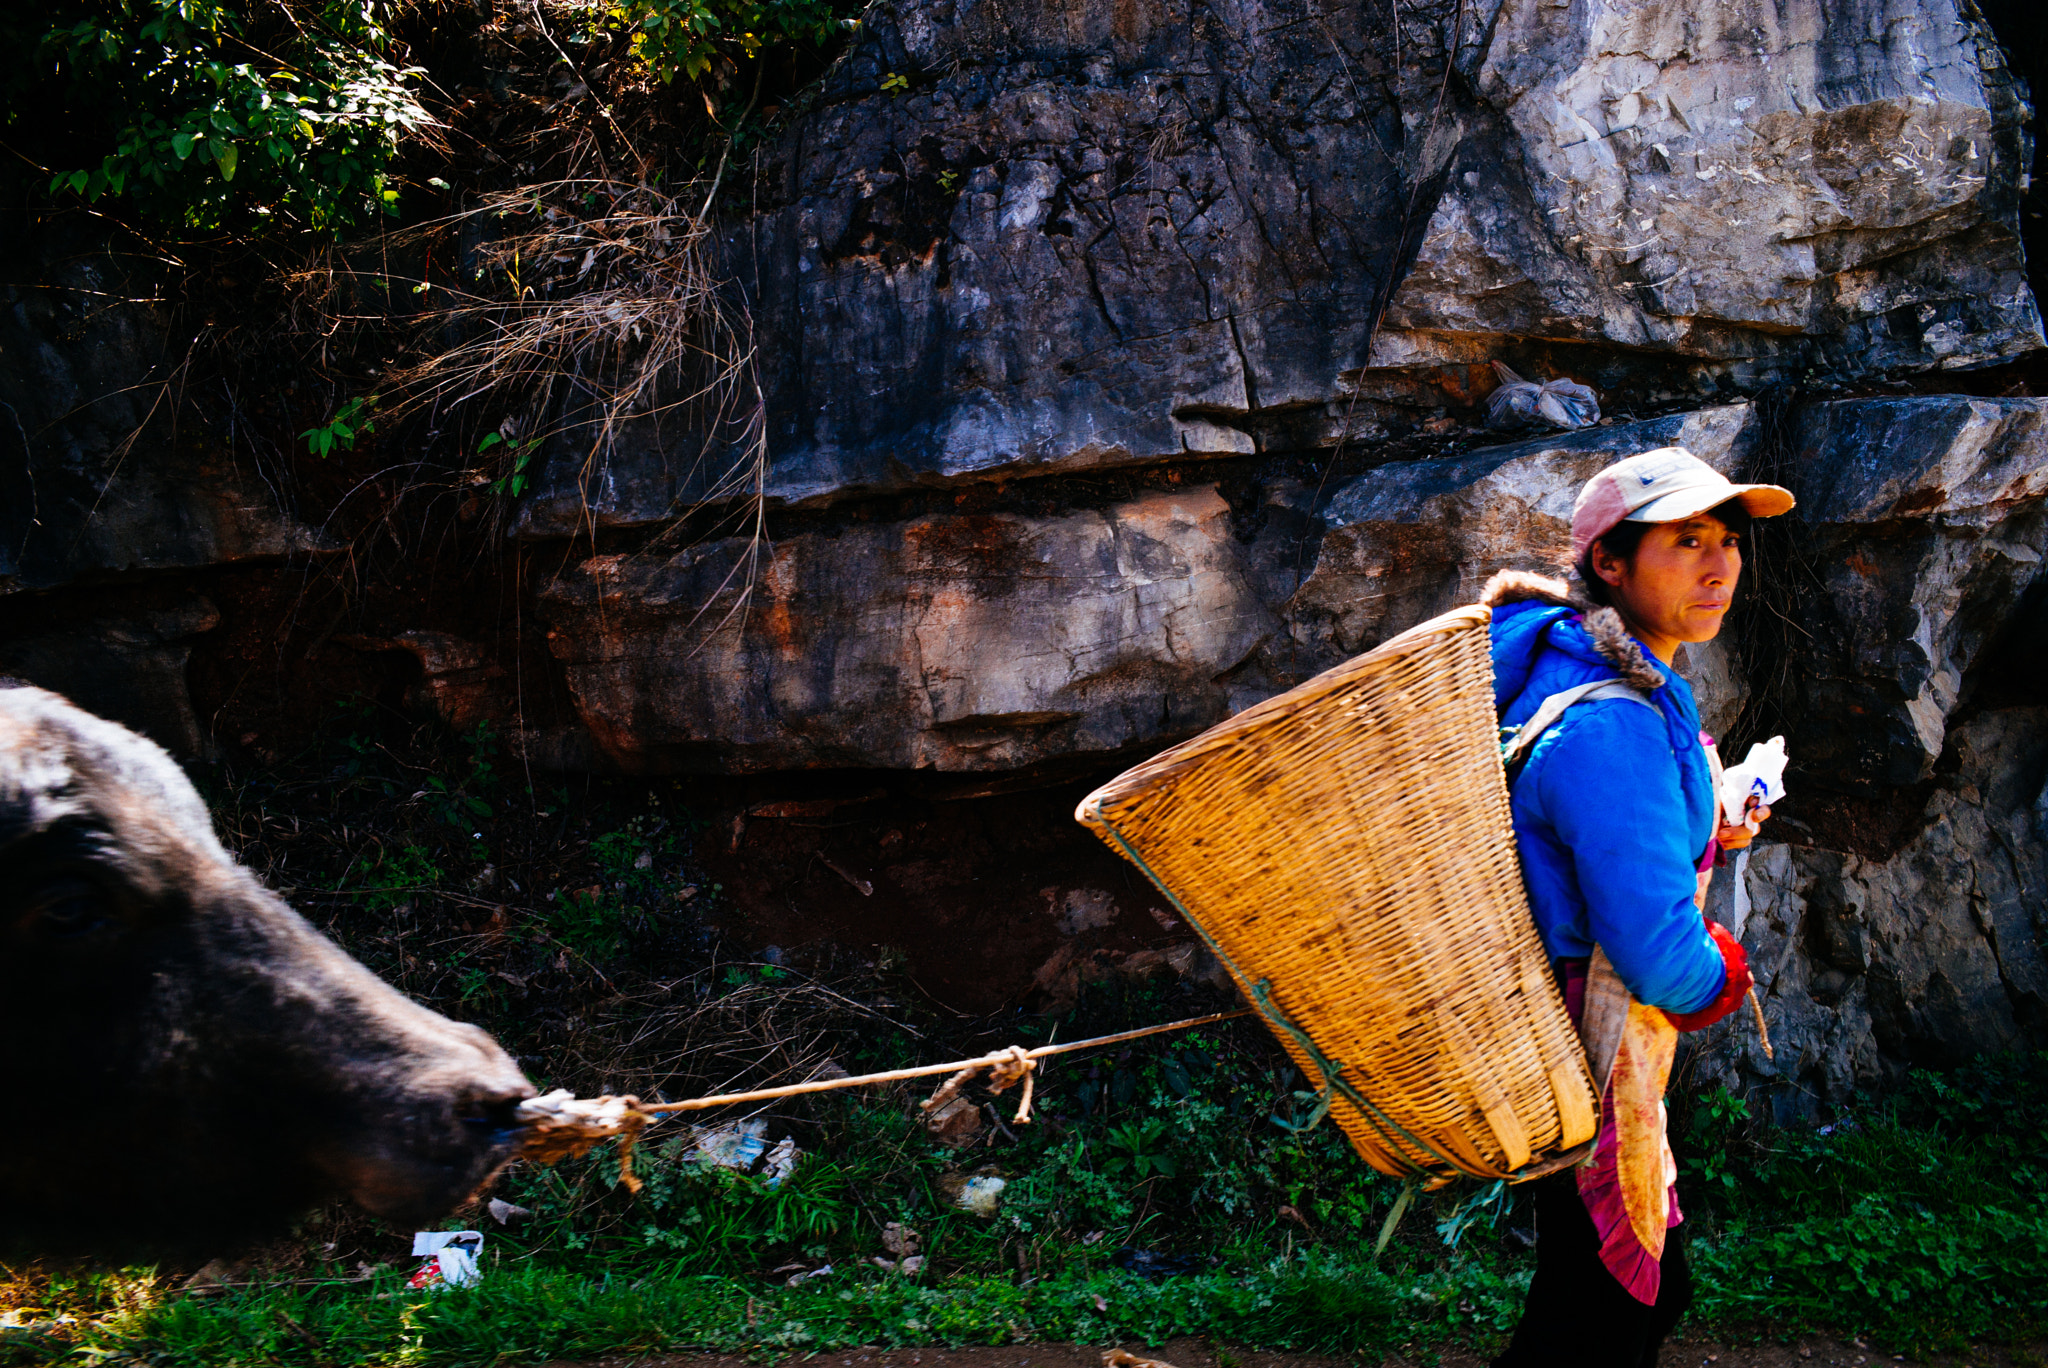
left=552, top=1333, right=2048, bottom=1368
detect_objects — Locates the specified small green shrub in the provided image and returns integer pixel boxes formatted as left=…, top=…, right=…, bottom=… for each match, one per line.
left=1694, top=1198, right=2048, bottom=1351
left=346, top=841, right=443, bottom=910
left=1100, top=1117, right=1178, bottom=1179
left=598, top=0, right=857, bottom=83
left=1681, top=1050, right=2048, bottom=1353
left=540, top=886, right=633, bottom=959
left=301, top=394, right=378, bottom=457
left=1680, top=1083, right=1752, bottom=1196
left=5, top=0, right=430, bottom=231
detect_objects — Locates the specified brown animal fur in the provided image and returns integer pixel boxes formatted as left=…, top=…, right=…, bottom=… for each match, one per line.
left=1478, top=569, right=1667, bottom=693
left=0, top=686, right=534, bottom=1254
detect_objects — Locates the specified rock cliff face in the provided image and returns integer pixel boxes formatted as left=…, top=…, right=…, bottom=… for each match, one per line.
left=536, top=405, right=1760, bottom=772
left=0, top=0, right=2043, bottom=1098
left=532, top=393, right=2048, bottom=1107
left=514, top=0, right=2039, bottom=530
left=0, top=251, right=332, bottom=594
left=522, top=0, right=2048, bottom=1099
left=1386, top=0, right=2040, bottom=379
left=1691, top=396, right=2048, bottom=1111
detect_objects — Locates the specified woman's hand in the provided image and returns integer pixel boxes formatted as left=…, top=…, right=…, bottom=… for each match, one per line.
left=1717, top=799, right=1770, bottom=852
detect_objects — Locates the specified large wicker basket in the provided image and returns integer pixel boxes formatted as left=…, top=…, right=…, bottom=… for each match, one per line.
left=1075, top=604, right=1598, bottom=1184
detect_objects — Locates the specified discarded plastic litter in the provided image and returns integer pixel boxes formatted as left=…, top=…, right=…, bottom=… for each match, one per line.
left=408, top=1231, right=483, bottom=1289
left=689, top=1120, right=768, bottom=1170
left=684, top=1120, right=800, bottom=1187
left=487, top=1199, right=532, bottom=1225
left=761, top=1135, right=798, bottom=1188
left=1485, top=361, right=1599, bottom=431
left=953, top=1174, right=1005, bottom=1216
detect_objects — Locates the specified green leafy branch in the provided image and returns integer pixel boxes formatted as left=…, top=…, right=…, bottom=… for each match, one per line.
left=20, top=0, right=430, bottom=231
left=301, top=393, right=376, bottom=457
left=597, top=0, right=858, bottom=84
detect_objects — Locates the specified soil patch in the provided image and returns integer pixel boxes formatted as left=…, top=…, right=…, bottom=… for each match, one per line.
left=698, top=772, right=1210, bottom=1014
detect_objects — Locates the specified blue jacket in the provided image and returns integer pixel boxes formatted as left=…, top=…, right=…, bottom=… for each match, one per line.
left=1486, top=576, right=1726, bottom=1014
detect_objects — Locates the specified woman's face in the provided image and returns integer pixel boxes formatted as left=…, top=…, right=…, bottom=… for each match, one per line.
left=1591, top=512, right=1743, bottom=662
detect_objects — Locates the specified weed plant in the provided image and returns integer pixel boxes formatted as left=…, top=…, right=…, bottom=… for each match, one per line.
left=1685, top=1053, right=2048, bottom=1352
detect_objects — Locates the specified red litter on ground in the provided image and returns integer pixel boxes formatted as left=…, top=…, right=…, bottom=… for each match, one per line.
left=408, top=1231, right=484, bottom=1289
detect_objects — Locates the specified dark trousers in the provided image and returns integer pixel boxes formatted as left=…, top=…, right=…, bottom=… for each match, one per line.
left=1491, top=1171, right=1692, bottom=1368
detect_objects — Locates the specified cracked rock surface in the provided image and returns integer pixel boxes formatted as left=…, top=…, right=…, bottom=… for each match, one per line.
left=517, top=0, right=2040, bottom=530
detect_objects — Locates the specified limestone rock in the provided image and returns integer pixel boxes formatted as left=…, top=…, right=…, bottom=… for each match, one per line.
left=1380, top=0, right=2041, bottom=385
left=0, top=247, right=334, bottom=593
left=534, top=401, right=1746, bottom=776
left=536, top=486, right=1304, bottom=771
left=1780, top=397, right=2048, bottom=791
left=513, top=0, right=2040, bottom=531
left=1286, top=405, right=1755, bottom=678
left=0, top=597, right=222, bottom=757
left=337, top=631, right=507, bottom=733
left=535, top=394, right=2048, bottom=1085
left=1696, top=707, right=2048, bottom=1116
left=533, top=396, right=2048, bottom=778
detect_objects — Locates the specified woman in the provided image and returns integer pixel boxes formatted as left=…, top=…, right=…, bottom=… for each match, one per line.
left=1481, top=446, right=1794, bottom=1368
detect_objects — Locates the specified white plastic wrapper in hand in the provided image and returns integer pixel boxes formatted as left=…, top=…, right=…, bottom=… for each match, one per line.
left=1720, top=736, right=1788, bottom=829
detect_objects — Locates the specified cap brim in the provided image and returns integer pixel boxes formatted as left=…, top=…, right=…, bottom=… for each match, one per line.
left=1626, top=482, right=1795, bottom=524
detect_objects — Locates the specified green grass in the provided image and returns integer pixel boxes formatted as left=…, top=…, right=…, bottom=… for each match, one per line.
left=34, top=1254, right=1530, bottom=1367
left=1684, top=1052, right=2048, bottom=1352
left=9, top=1054, right=2047, bottom=1365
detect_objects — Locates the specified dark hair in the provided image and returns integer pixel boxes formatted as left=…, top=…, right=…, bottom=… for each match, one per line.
left=1575, top=497, right=1753, bottom=607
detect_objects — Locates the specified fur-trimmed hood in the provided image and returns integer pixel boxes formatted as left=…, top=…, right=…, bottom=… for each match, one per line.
left=1478, top=569, right=1728, bottom=1018
left=1478, top=569, right=1665, bottom=693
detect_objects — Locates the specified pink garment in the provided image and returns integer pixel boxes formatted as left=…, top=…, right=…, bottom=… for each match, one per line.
left=1559, top=958, right=1684, bottom=1305
left=1574, top=1090, right=1682, bottom=1304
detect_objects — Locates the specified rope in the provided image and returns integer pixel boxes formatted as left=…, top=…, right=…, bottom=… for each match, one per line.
left=639, top=1009, right=1247, bottom=1115
left=1096, top=821, right=1599, bottom=1188
left=521, top=817, right=1610, bottom=1193
left=515, top=1009, right=1251, bottom=1189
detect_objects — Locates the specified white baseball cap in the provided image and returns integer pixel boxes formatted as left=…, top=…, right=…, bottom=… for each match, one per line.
left=1571, top=447, right=1794, bottom=563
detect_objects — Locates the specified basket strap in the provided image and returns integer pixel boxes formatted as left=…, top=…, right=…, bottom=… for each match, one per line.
left=1500, top=678, right=1656, bottom=777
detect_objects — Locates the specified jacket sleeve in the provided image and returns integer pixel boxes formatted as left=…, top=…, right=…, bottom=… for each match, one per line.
left=1529, top=703, right=1727, bottom=1014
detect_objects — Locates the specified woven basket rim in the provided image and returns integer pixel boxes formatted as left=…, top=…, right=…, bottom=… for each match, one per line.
left=1077, top=603, right=1493, bottom=823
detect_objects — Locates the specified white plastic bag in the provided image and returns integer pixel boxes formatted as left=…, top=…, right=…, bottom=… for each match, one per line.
left=1719, top=736, right=1788, bottom=830
left=408, top=1230, right=484, bottom=1289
